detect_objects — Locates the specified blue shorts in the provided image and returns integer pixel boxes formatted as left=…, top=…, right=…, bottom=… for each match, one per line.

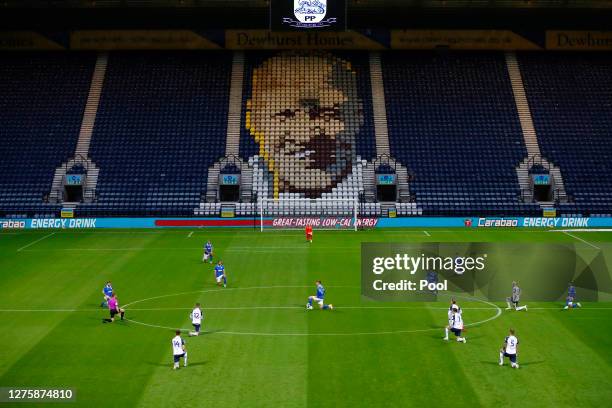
left=193, top=324, right=201, bottom=332
left=451, top=328, right=462, bottom=336
left=173, top=353, right=185, bottom=363
left=503, top=352, right=517, bottom=363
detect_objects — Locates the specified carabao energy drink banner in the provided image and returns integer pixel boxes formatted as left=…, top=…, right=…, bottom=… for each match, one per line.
left=361, top=243, right=612, bottom=302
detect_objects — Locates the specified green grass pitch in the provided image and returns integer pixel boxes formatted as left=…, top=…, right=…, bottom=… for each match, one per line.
left=0, top=228, right=611, bottom=407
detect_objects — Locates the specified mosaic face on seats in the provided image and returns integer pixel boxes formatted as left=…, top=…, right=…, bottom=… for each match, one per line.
left=246, top=51, right=364, bottom=198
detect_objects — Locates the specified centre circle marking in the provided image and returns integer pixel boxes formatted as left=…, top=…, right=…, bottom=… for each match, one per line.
left=123, top=286, right=502, bottom=336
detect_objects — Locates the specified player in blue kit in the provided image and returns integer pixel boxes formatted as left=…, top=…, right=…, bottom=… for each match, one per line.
left=100, top=281, right=113, bottom=308
left=306, top=281, right=333, bottom=310
left=202, top=240, right=214, bottom=264
left=214, top=261, right=227, bottom=288
left=564, top=282, right=582, bottom=310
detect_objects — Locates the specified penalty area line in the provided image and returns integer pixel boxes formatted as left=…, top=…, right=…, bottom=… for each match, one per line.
left=16, top=232, right=56, bottom=252
left=561, top=231, right=601, bottom=250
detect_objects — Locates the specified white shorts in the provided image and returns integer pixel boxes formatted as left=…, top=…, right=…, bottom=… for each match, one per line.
left=216, top=274, right=225, bottom=283
left=311, top=297, right=324, bottom=306
left=203, top=252, right=210, bottom=260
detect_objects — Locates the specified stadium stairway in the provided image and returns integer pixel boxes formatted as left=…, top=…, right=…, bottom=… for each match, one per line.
left=382, top=51, right=543, bottom=216
left=201, top=51, right=252, bottom=210
left=76, top=51, right=231, bottom=217
left=369, top=52, right=390, bottom=156
left=225, top=52, right=245, bottom=156
left=366, top=52, right=414, bottom=206
left=48, top=53, right=108, bottom=205
left=505, top=52, right=568, bottom=206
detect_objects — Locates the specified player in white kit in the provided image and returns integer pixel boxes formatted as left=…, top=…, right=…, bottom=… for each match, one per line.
left=189, top=303, right=203, bottom=337
left=172, top=330, right=188, bottom=370
left=447, top=308, right=466, bottom=343
left=444, top=300, right=461, bottom=341
left=499, top=329, right=519, bottom=368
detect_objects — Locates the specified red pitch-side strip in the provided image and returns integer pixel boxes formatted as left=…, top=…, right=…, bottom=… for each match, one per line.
left=155, top=219, right=273, bottom=227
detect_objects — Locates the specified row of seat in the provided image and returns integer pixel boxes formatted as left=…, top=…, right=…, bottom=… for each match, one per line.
left=519, top=52, right=612, bottom=216
left=1, top=51, right=610, bottom=218
left=0, top=52, right=96, bottom=216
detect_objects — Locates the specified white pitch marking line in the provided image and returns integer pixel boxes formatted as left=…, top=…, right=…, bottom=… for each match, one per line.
left=187, top=231, right=194, bottom=238
left=124, top=301, right=503, bottom=337
left=121, top=285, right=360, bottom=308
left=16, top=232, right=56, bottom=252
left=423, top=230, right=431, bottom=237
left=19, top=246, right=360, bottom=253
left=122, top=288, right=505, bottom=336
left=554, top=229, right=612, bottom=232
left=122, top=318, right=445, bottom=336
left=0, top=306, right=611, bottom=313
left=0, top=309, right=82, bottom=312
left=562, top=231, right=601, bottom=250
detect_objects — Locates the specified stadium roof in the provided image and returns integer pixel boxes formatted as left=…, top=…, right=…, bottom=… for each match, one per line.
left=2, top=1, right=612, bottom=9
left=2, top=0, right=611, bottom=30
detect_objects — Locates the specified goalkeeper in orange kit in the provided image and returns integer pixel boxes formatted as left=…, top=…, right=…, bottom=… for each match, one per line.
left=305, top=224, right=313, bottom=243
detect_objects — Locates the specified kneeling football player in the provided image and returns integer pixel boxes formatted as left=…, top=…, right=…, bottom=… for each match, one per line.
left=499, top=329, right=519, bottom=368
left=447, top=308, right=466, bottom=343
left=444, top=300, right=461, bottom=340
left=172, top=330, right=188, bottom=370
left=102, top=293, right=125, bottom=323
left=306, top=280, right=333, bottom=310
left=189, top=303, right=203, bottom=336
left=214, top=261, right=227, bottom=288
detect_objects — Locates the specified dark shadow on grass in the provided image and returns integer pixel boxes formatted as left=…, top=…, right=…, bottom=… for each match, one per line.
left=146, top=361, right=172, bottom=367
left=480, top=359, right=545, bottom=367
left=145, top=361, right=207, bottom=367
left=427, top=333, right=445, bottom=340
left=186, top=361, right=207, bottom=367
left=520, top=360, right=545, bottom=367
left=297, top=303, right=340, bottom=313
left=431, top=333, right=483, bottom=341
left=462, top=334, right=483, bottom=341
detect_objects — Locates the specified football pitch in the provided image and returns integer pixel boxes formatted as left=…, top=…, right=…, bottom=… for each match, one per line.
left=0, top=228, right=611, bottom=408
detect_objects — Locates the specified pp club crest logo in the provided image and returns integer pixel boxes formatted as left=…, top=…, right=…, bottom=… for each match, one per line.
left=283, top=0, right=337, bottom=28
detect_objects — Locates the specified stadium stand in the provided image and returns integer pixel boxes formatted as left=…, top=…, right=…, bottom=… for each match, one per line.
left=519, top=52, right=612, bottom=217
left=1, top=50, right=610, bottom=218
left=77, top=52, right=232, bottom=217
left=382, top=51, right=541, bottom=216
left=0, top=52, right=95, bottom=218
